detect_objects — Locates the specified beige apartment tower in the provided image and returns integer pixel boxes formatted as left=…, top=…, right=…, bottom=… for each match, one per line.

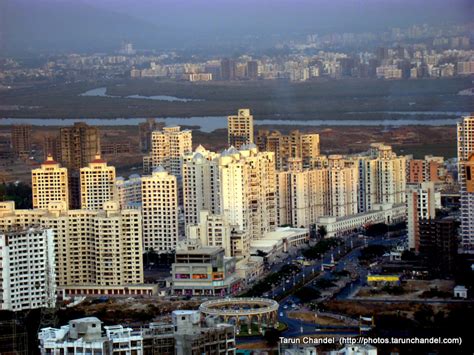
left=0, top=201, right=143, bottom=288
left=145, top=126, right=192, bottom=176
left=32, top=155, right=69, bottom=209
left=80, top=154, right=116, bottom=210
left=141, top=167, right=179, bottom=252
left=227, top=109, right=254, bottom=149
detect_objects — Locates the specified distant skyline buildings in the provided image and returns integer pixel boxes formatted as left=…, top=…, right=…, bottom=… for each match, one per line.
left=457, top=115, right=474, bottom=253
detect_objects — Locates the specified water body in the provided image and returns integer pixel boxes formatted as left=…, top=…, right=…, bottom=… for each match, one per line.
left=80, top=87, right=202, bottom=102
left=0, top=116, right=463, bottom=133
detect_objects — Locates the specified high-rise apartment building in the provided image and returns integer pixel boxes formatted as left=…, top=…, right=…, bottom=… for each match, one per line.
left=406, top=182, right=437, bottom=251
left=182, top=146, right=221, bottom=226
left=276, top=158, right=328, bottom=228
left=79, top=154, right=116, bottom=210
left=186, top=211, right=234, bottom=256
left=0, top=201, right=143, bottom=291
left=227, top=109, right=254, bottom=149
left=141, top=167, right=179, bottom=252
left=144, top=126, right=192, bottom=176
left=115, top=174, right=142, bottom=209
left=327, top=155, right=359, bottom=218
left=58, top=122, right=101, bottom=209
left=419, top=218, right=458, bottom=276
left=138, top=118, right=163, bottom=153
left=219, top=145, right=276, bottom=240
left=0, top=228, right=56, bottom=311
left=32, top=155, right=69, bottom=209
left=407, top=155, right=445, bottom=183
left=457, top=115, right=474, bottom=253
left=356, top=143, right=406, bottom=213
left=220, top=58, right=236, bottom=80
left=247, top=60, right=259, bottom=80
left=257, top=130, right=320, bottom=170
left=58, top=122, right=101, bottom=171
left=183, top=145, right=276, bottom=242
left=11, top=124, right=32, bottom=159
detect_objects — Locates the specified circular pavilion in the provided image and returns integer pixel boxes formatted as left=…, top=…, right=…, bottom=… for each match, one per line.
left=199, top=297, right=279, bottom=335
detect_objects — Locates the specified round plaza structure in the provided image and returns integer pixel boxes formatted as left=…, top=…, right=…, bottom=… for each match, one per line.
left=199, top=297, right=279, bottom=335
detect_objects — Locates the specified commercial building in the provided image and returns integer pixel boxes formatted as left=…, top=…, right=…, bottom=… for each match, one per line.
left=227, top=109, right=254, bottom=149
left=406, top=182, right=438, bottom=251
left=39, top=311, right=236, bottom=355
left=0, top=201, right=144, bottom=293
left=144, top=126, right=192, bottom=176
left=457, top=115, right=474, bottom=253
left=316, top=203, right=406, bottom=239
left=256, top=129, right=320, bottom=170
left=171, top=241, right=241, bottom=297
left=32, top=155, right=69, bottom=210
left=0, top=228, right=56, bottom=311
left=79, top=154, right=115, bottom=210
left=141, top=167, right=179, bottom=252
left=249, top=227, right=309, bottom=263
left=11, top=124, right=32, bottom=159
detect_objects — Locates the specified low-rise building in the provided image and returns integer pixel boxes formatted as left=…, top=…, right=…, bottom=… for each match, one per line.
left=38, top=311, right=236, bottom=355
left=316, top=203, right=406, bottom=238
left=171, top=241, right=241, bottom=296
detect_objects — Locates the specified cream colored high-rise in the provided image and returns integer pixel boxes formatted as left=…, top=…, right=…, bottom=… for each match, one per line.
left=145, top=126, right=192, bottom=176
left=0, top=201, right=143, bottom=287
left=327, top=155, right=358, bottom=218
left=276, top=158, right=328, bottom=228
left=141, top=167, right=179, bottom=252
left=32, top=155, right=69, bottom=209
left=182, top=146, right=221, bottom=226
left=227, top=109, right=254, bottom=149
left=356, top=143, right=406, bottom=213
left=187, top=211, right=233, bottom=257
left=80, top=154, right=116, bottom=210
left=219, top=145, right=276, bottom=239
left=457, top=115, right=474, bottom=253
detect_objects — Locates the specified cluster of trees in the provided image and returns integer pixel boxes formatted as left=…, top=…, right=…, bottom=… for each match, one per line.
left=243, top=264, right=300, bottom=297
left=302, top=237, right=341, bottom=260
left=0, top=182, right=32, bottom=209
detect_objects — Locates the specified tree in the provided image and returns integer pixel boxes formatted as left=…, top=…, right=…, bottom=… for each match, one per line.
left=317, top=225, right=327, bottom=239
left=263, top=328, right=282, bottom=347
left=294, top=287, right=321, bottom=303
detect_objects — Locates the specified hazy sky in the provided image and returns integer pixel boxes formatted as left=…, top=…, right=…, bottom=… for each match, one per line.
left=1, top=0, right=472, bottom=55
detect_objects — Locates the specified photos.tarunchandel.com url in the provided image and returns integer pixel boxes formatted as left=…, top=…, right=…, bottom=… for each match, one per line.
left=279, top=336, right=462, bottom=346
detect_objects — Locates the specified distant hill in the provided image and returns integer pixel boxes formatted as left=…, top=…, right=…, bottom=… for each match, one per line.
left=1, top=0, right=163, bottom=55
